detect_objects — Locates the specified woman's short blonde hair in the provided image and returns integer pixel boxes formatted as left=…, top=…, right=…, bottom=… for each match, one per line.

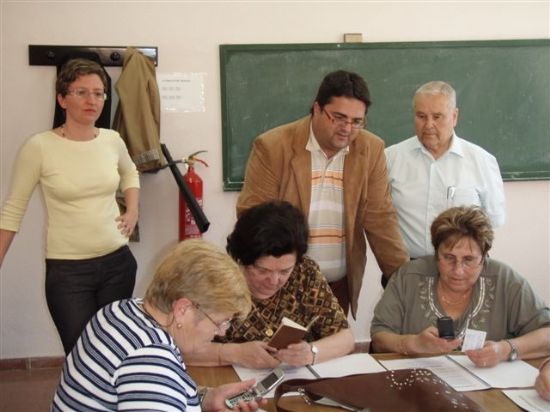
left=144, top=239, right=251, bottom=319
left=431, top=206, right=494, bottom=257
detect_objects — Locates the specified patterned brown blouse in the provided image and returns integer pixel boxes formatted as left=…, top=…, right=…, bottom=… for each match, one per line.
left=215, top=256, right=349, bottom=344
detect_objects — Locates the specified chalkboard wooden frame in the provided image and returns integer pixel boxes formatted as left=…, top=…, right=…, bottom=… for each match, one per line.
left=220, top=40, right=550, bottom=191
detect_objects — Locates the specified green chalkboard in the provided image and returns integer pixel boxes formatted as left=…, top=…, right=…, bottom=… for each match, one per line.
left=220, top=40, right=550, bottom=191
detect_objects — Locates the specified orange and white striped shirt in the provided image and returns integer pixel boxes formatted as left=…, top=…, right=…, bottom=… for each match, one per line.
left=306, top=130, right=348, bottom=282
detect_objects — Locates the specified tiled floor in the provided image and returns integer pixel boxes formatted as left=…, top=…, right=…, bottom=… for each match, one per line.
left=0, top=367, right=61, bottom=412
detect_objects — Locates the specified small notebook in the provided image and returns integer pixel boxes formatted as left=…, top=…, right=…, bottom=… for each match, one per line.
left=268, top=316, right=318, bottom=349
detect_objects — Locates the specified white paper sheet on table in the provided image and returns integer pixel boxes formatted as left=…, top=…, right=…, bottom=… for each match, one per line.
left=310, top=352, right=386, bottom=377
left=502, top=389, right=550, bottom=412
left=380, top=355, right=490, bottom=391
left=380, top=354, right=539, bottom=392
left=448, top=354, right=539, bottom=388
left=233, top=353, right=385, bottom=398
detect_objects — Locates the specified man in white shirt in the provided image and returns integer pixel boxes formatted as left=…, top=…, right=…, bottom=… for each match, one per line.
left=385, top=81, right=506, bottom=258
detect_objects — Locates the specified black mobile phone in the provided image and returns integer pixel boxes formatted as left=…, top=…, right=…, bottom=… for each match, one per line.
left=224, top=367, right=285, bottom=409
left=437, top=316, right=455, bottom=340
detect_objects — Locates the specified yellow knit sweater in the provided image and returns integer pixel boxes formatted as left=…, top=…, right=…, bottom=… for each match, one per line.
left=0, top=129, right=140, bottom=259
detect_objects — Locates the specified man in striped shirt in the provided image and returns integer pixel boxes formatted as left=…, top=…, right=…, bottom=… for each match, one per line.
left=237, top=70, right=409, bottom=318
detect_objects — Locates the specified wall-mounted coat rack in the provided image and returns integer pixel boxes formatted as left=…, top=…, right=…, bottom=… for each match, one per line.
left=28, top=45, right=158, bottom=67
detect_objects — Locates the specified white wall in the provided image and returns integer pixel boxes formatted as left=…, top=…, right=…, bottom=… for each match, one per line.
left=1, top=1, right=549, bottom=358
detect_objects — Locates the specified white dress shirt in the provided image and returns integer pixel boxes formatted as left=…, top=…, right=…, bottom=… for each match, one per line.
left=385, top=134, right=506, bottom=258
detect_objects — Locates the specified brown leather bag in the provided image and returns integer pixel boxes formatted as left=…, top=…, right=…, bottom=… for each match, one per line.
left=274, top=368, right=482, bottom=412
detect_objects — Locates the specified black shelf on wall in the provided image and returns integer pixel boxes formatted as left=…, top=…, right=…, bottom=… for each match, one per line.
left=28, top=45, right=158, bottom=66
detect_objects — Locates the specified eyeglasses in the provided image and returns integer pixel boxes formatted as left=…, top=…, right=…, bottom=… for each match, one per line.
left=322, top=108, right=365, bottom=129
left=66, top=88, right=107, bottom=101
left=438, top=253, right=483, bottom=269
left=251, top=263, right=294, bottom=278
left=192, top=302, right=231, bottom=335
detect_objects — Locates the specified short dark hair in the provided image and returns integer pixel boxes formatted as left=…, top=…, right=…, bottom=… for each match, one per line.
left=56, top=58, right=108, bottom=96
left=312, top=70, right=372, bottom=113
left=431, top=206, right=494, bottom=257
left=227, top=201, right=309, bottom=265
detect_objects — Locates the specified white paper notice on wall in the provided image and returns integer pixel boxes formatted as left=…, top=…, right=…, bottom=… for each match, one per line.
left=157, top=72, right=206, bottom=113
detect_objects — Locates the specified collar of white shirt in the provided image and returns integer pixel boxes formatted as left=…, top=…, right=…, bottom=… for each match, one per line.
left=413, top=133, right=465, bottom=159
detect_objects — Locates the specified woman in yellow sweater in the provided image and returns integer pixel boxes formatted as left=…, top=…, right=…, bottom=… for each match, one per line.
left=0, top=58, right=140, bottom=354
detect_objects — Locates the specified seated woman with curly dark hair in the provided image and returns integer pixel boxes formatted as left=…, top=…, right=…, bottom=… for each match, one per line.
left=187, top=201, right=354, bottom=369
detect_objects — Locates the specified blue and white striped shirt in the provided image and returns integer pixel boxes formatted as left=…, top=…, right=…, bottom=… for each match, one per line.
left=52, top=299, right=200, bottom=411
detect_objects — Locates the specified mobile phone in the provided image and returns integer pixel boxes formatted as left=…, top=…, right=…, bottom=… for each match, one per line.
left=437, top=316, right=455, bottom=340
left=224, top=367, right=284, bottom=409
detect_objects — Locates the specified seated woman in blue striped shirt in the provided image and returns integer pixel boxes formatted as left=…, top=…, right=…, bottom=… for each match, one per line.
left=53, top=239, right=265, bottom=411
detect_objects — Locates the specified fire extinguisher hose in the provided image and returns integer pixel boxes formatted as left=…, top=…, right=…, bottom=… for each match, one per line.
left=160, top=144, right=210, bottom=233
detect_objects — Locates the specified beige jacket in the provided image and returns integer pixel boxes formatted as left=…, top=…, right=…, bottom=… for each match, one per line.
left=113, top=48, right=162, bottom=172
left=237, top=116, right=409, bottom=318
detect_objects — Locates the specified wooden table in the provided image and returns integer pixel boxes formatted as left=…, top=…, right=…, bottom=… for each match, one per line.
left=188, top=353, right=544, bottom=411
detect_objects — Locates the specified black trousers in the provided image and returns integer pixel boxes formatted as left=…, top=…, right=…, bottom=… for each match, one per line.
left=45, top=245, right=136, bottom=354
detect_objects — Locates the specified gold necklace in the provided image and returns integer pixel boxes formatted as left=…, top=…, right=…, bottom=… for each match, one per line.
left=437, top=283, right=470, bottom=306
left=439, top=293, right=468, bottom=306
left=60, top=123, right=98, bottom=140
left=251, top=302, right=275, bottom=338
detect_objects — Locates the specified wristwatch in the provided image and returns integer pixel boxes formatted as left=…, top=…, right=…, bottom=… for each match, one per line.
left=505, top=339, right=518, bottom=361
left=310, top=344, right=319, bottom=365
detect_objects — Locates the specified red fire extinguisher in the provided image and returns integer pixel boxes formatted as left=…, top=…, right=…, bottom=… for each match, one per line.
left=179, top=151, right=208, bottom=240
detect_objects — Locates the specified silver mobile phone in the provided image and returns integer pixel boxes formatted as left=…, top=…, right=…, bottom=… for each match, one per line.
left=224, top=367, right=284, bottom=409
